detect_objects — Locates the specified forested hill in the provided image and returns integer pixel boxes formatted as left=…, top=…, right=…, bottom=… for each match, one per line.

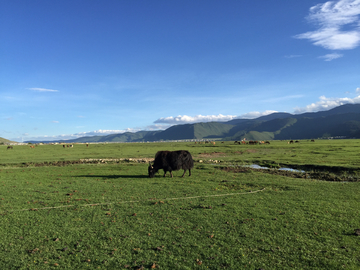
left=24, top=104, right=360, bottom=143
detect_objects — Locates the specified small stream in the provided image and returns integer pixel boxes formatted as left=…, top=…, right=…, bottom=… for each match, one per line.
left=246, top=164, right=305, bottom=173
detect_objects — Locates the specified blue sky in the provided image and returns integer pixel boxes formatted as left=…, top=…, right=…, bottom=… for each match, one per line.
left=1, top=0, right=360, bottom=142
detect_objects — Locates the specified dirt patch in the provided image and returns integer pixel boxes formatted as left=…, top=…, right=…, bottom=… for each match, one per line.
left=17, top=158, right=154, bottom=167
left=79, top=158, right=153, bottom=163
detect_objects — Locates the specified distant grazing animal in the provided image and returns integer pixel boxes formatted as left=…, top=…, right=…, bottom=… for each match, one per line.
left=70, top=144, right=73, bottom=148
left=288, top=140, right=294, bottom=144
left=86, top=144, right=89, bottom=147
left=29, top=145, right=35, bottom=149
left=265, top=141, right=270, bottom=144
left=7, top=146, right=13, bottom=150
left=295, top=140, right=299, bottom=143
left=63, top=145, right=66, bottom=148
left=148, top=150, right=194, bottom=178
left=311, top=139, right=315, bottom=142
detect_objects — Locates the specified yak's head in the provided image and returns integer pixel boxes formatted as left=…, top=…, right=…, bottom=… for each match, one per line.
left=148, top=162, right=156, bottom=178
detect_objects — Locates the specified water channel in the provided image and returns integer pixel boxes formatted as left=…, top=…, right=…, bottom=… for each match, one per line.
left=244, top=164, right=305, bottom=173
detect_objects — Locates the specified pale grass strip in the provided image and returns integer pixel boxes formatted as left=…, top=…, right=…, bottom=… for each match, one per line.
left=2, top=188, right=265, bottom=214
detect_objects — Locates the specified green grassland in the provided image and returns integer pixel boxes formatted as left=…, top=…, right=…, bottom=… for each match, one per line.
left=3, top=140, right=360, bottom=171
left=0, top=140, right=360, bottom=269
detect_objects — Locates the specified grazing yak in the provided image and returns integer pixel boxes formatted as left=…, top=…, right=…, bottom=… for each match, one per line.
left=148, top=150, right=194, bottom=178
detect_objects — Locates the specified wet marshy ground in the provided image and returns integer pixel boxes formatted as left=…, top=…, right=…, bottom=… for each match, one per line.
left=218, top=164, right=360, bottom=182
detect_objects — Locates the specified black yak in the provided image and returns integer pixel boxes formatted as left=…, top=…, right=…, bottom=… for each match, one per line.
left=148, top=150, right=194, bottom=178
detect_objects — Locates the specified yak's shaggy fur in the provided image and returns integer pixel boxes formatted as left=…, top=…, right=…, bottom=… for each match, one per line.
left=148, top=150, right=194, bottom=178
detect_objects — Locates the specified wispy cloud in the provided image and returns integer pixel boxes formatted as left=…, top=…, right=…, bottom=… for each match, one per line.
left=294, top=94, right=360, bottom=113
left=154, top=114, right=238, bottom=125
left=284, top=55, right=302, bottom=58
left=318, top=52, right=344, bottom=61
left=295, top=0, right=360, bottom=50
left=261, top=95, right=303, bottom=103
left=21, top=129, right=142, bottom=142
left=28, top=88, right=59, bottom=92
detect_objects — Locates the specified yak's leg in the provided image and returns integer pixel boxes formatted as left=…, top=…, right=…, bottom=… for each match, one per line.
left=189, top=169, right=191, bottom=176
left=163, top=170, right=167, bottom=177
left=181, top=169, right=186, bottom=177
left=170, top=171, right=173, bottom=178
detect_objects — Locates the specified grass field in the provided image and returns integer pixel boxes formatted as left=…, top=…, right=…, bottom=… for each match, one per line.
left=0, top=140, right=359, bottom=269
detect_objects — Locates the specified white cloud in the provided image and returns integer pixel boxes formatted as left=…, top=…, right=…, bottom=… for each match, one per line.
left=154, top=114, right=238, bottom=124
left=144, top=124, right=170, bottom=130
left=29, top=88, right=59, bottom=92
left=238, top=110, right=278, bottom=119
left=294, top=94, right=360, bottom=113
left=75, top=129, right=141, bottom=137
left=318, top=52, right=344, bottom=60
left=295, top=0, right=360, bottom=50
left=154, top=111, right=280, bottom=125
left=356, top=87, right=360, bottom=93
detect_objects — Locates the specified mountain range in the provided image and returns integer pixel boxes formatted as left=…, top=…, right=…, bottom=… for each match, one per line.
left=22, top=104, right=360, bottom=143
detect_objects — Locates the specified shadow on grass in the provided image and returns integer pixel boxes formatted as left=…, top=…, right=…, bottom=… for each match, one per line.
left=75, top=174, right=148, bottom=179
